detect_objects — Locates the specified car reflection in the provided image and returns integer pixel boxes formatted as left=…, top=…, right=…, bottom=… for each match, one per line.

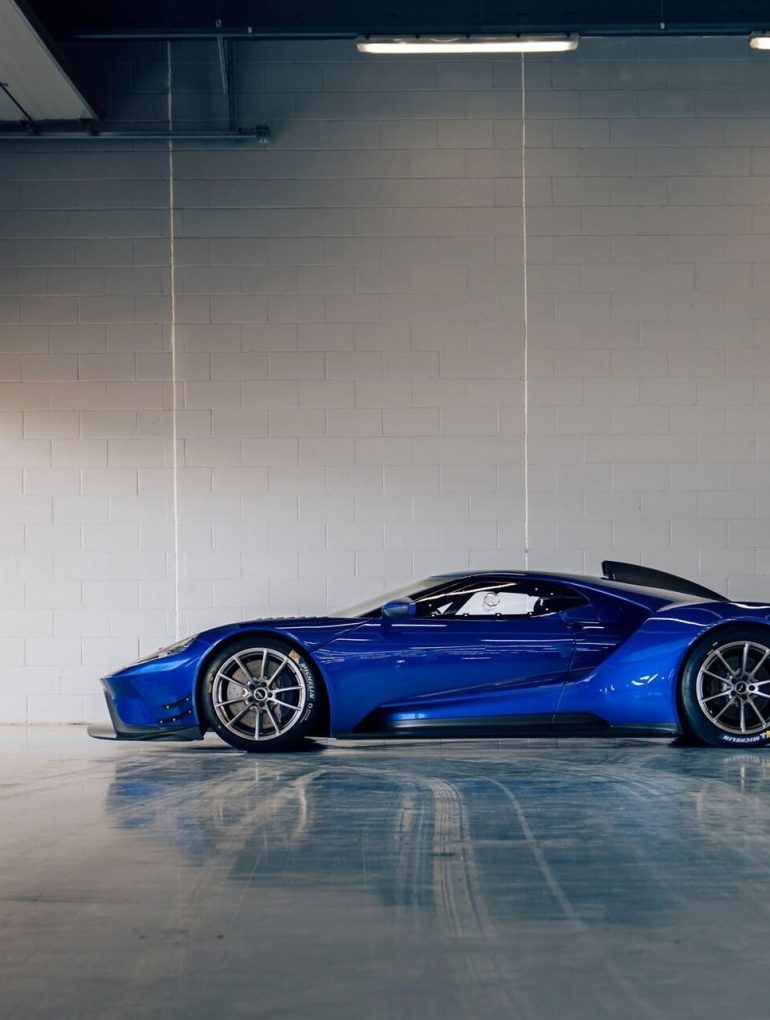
left=102, top=738, right=770, bottom=927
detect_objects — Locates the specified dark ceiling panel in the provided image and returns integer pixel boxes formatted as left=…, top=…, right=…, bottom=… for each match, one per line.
left=26, top=0, right=770, bottom=37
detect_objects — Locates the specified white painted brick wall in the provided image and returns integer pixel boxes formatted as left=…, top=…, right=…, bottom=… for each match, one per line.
left=2, top=35, right=770, bottom=721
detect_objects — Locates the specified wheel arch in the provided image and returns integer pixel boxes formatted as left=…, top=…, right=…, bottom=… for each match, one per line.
left=675, top=618, right=770, bottom=731
left=194, top=630, right=331, bottom=737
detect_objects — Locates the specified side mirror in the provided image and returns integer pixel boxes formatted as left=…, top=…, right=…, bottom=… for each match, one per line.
left=381, top=598, right=417, bottom=621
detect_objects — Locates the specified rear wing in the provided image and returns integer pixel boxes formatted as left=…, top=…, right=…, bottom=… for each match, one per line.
left=601, top=560, right=727, bottom=602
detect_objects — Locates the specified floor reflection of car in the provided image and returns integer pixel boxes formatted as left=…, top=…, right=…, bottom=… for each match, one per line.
left=103, top=742, right=770, bottom=927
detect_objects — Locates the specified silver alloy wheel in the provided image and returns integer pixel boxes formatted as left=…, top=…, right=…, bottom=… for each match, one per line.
left=696, top=639, right=770, bottom=735
left=211, top=646, right=307, bottom=742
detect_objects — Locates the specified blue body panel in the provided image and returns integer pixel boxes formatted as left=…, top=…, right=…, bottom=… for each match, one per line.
left=101, top=619, right=361, bottom=736
left=557, top=599, right=770, bottom=727
left=311, top=613, right=574, bottom=733
left=97, top=571, right=770, bottom=742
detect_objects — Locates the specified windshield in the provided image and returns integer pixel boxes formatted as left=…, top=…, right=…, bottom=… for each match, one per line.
left=330, top=575, right=453, bottom=618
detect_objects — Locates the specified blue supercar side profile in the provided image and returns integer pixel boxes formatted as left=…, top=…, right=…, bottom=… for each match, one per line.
left=88, top=561, right=770, bottom=752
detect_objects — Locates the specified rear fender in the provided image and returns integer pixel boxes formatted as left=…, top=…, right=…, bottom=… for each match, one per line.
left=556, top=601, right=770, bottom=728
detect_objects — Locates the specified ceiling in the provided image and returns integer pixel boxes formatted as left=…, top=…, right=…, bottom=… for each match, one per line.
left=4, top=0, right=766, bottom=131
left=25, top=1, right=770, bottom=38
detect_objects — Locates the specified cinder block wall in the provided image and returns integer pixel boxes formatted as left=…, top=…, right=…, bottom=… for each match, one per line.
left=1, top=36, right=770, bottom=722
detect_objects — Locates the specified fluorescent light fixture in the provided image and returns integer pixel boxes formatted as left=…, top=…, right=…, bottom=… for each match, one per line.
left=356, top=34, right=579, bottom=55
left=749, top=32, right=770, bottom=50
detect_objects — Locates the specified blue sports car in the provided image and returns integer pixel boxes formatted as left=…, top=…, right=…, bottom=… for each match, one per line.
left=87, top=561, right=770, bottom=752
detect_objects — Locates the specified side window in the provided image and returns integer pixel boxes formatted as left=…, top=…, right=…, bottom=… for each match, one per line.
left=454, top=590, right=538, bottom=616
left=414, top=579, right=586, bottom=619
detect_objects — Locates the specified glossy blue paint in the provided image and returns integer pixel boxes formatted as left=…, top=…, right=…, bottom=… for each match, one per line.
left=102, top=639, right=212, bottom=732
left=102, top=621, right=360, bottom=734
left=313, top=612, right=575, bottom=733
left=381, top=597, right=417, bottom=620
left=379, top=683, right=569, bottom=728
left=557, top=600, right=770, bottom=727
left=93, top=570, right=770, bottom=744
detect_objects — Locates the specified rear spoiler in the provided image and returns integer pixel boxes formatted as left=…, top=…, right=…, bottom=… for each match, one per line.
left=601, top=560, right=727, bottom=602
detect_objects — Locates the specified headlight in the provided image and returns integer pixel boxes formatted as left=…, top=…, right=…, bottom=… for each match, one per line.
left=138, top=634, right=198, bottom=663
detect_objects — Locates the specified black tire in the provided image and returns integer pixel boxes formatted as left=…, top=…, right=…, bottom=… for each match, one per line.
left=680, top=625, right=770, bottom=748
left=200, top=635, right=322, bottom=753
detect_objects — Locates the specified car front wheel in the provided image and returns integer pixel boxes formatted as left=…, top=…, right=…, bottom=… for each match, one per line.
left=680, top=626, right=770, bottom=748
left=201, top=637, right=321, bottom=752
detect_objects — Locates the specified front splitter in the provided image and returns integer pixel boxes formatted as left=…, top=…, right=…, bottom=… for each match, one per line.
left=87, top=724, right=202, bottom=742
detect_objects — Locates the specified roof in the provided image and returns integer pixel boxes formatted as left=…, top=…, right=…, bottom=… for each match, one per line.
left=425, top=568, right=723, bottom=611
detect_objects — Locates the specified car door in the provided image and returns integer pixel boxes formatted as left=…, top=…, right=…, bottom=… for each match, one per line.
left=325, top=575, right=581, bottom=734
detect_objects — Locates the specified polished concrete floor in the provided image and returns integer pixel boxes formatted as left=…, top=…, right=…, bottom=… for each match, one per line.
left=3, top=729, right=770, bottom=1020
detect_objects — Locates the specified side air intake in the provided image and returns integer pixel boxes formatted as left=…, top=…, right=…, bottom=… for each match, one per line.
left=601, top=561, right=727, bottom=602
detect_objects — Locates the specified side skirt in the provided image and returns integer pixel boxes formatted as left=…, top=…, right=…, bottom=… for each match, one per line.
left=349, top=712, right=679, bottom=740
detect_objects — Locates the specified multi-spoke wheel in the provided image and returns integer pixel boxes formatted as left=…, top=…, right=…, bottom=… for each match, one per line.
left=201, top=637, right=322, bottom=752
left=681, top=627, right=770, bottom=747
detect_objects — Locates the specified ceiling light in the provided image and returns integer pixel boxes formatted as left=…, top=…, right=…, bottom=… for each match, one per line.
left=749, top=32, right=770, bottom=49
left=356, top=35, right=579, bottom=55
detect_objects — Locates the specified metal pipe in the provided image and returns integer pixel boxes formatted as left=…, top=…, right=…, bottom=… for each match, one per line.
left=216, top=34, right=229, bottom=94
left=73, top=29, right=356, bottom=40
left=0, top=130, right=265, bottom=141
left=0, top=82, right=37, bottom=125
left=71, top=25, right=756, bottom=41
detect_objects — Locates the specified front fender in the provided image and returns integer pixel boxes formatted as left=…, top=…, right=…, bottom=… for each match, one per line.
left=190, top=618, right=365, bottom=733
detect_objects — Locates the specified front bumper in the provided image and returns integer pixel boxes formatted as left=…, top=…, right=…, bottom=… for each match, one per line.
left=88, top=690, right=202, bottom=742
left=87, top=645, right=208, bottom=744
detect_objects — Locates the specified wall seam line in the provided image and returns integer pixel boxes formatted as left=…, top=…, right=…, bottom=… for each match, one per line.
left=521, top=53, right=530, bottom=569
left=167, top=41, right=181, bottom=640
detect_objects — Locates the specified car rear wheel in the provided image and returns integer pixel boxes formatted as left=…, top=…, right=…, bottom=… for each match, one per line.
left=680, top=626, right=770, bottom=748
left=201, top=636, right=321, bottom=752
